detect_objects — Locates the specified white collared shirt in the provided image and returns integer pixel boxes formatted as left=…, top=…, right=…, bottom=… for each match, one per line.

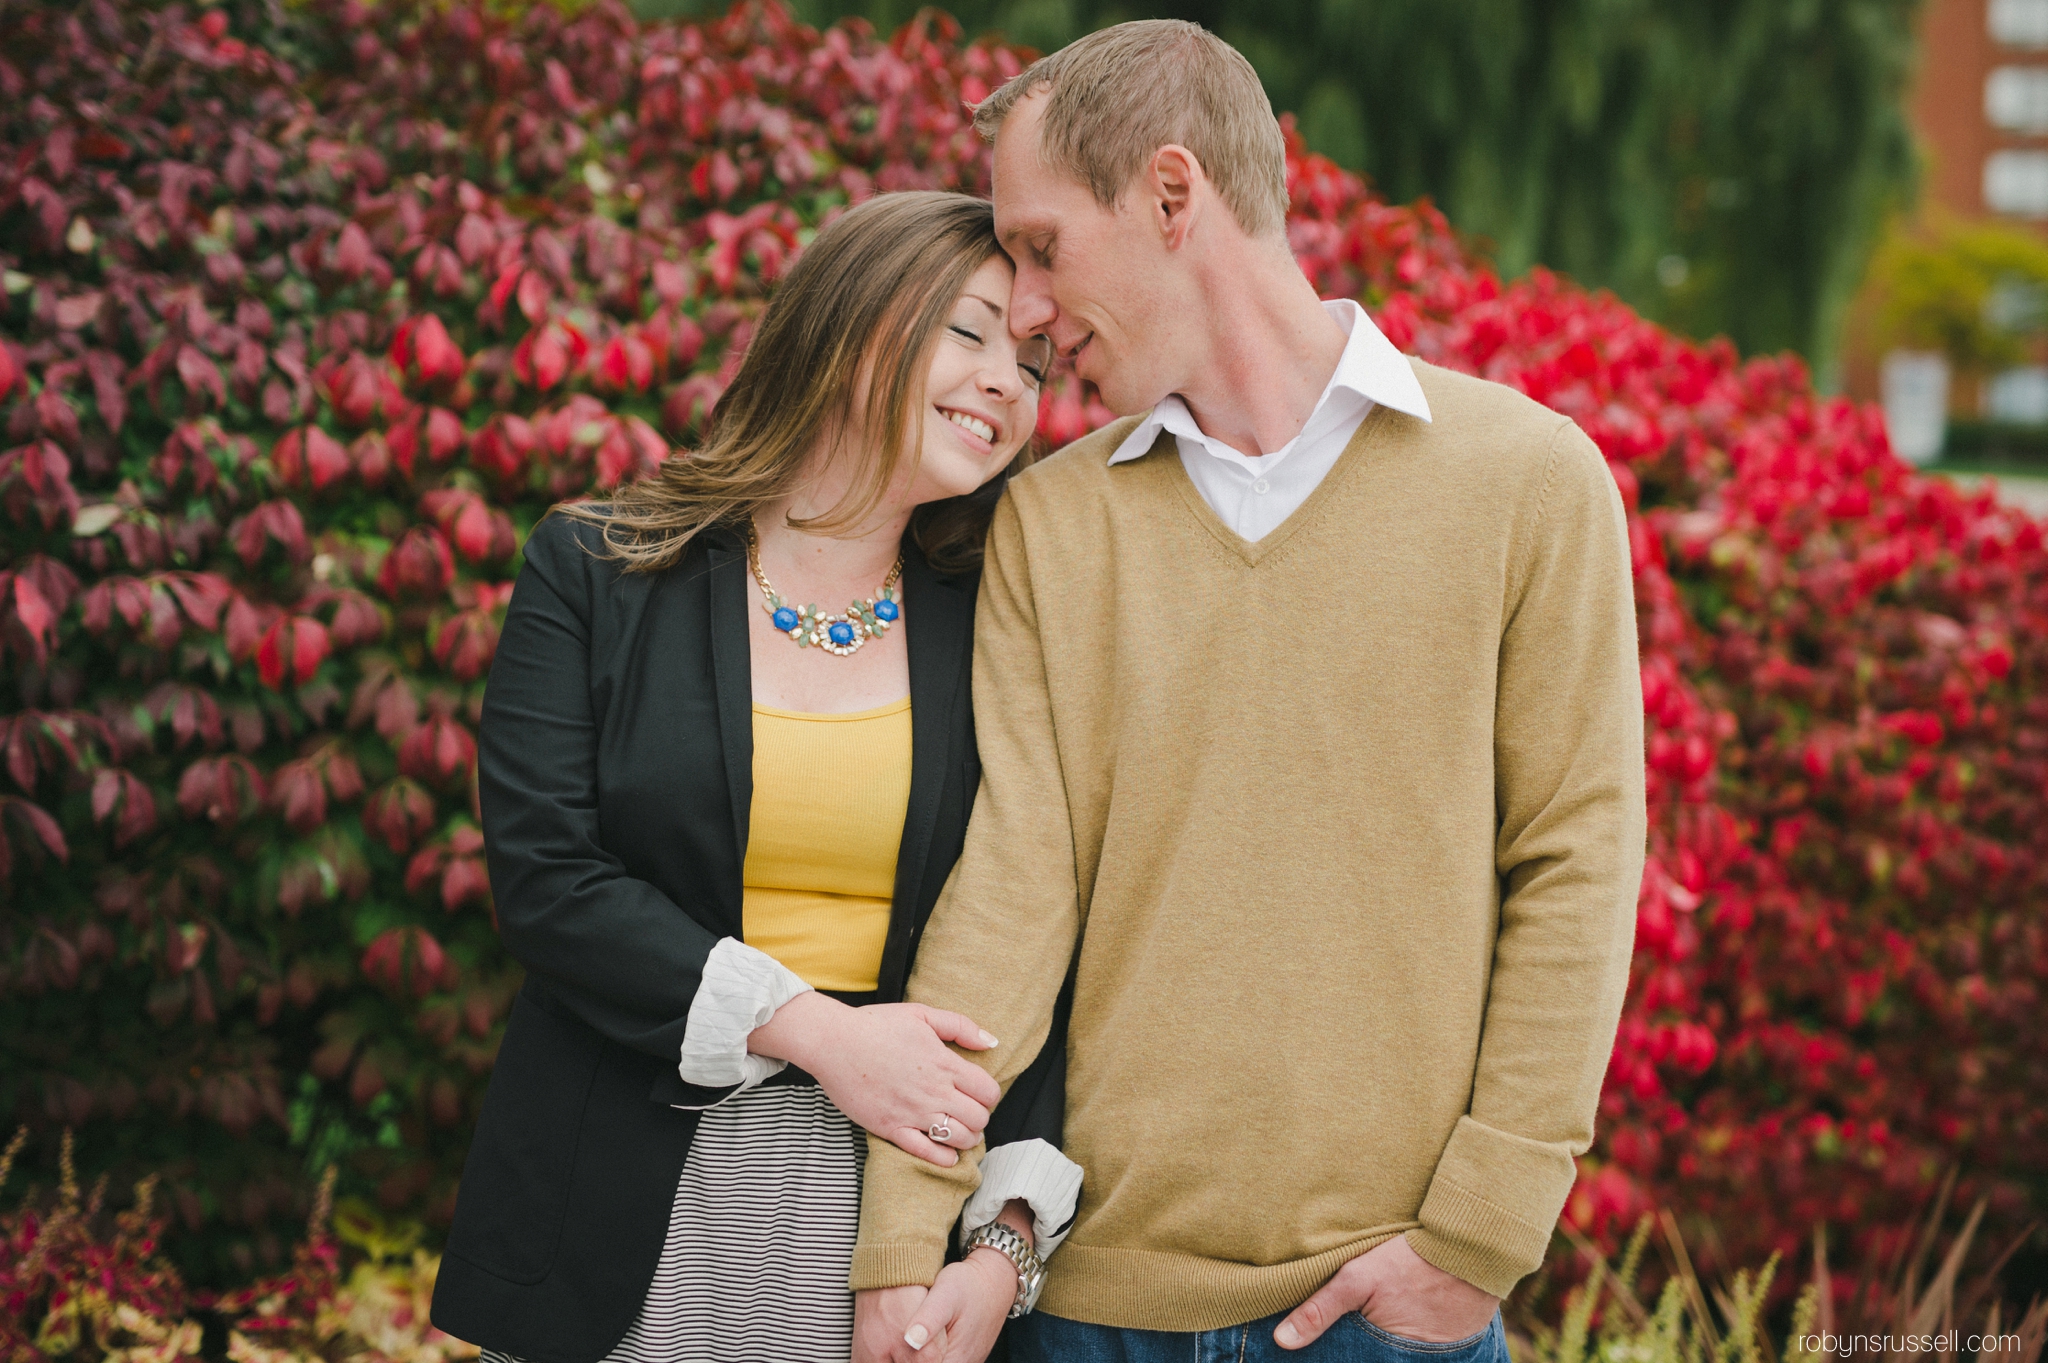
left=1106, top=299, right=1433, bottom=541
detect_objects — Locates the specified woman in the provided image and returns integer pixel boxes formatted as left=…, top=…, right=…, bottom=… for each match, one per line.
left=430, top=192, right=1080, bottom=1363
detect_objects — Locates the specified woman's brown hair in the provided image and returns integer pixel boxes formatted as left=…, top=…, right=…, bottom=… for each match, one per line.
left=555, top=191, right=1031, bottom=573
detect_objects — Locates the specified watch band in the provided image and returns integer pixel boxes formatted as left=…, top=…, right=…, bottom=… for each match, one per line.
left=963, top=1221, right=1046, bottom=1319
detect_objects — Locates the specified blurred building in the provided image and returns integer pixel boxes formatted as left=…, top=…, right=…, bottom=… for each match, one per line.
left=1921, top=0, right=2048, bottom=220
left=1857, top=0, right=2048, bottom=459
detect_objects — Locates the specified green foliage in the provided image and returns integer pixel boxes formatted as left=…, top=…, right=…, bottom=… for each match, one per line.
left=728, top=0, right=1925, bottom=381
left=1870, top=218, right=2048, bottom=372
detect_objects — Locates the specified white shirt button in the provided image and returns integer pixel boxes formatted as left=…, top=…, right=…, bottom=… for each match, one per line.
left=1252, top=478, right=1270, bottom=494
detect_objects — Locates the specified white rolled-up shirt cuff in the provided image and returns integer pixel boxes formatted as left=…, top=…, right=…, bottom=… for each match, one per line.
left=674, top=938, right=812, bottom=1105
left=961, top=1136, right=1084, bottom=1310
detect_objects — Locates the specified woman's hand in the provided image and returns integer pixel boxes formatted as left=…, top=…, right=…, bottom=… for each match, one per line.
left=852, top=1255, right=1017, bottom=1363
left=852, top=1200, right=1035, bottom=1363
left=748, top=992, right=1003, bottom=1166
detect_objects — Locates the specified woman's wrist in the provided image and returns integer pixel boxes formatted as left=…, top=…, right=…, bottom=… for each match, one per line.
left=745, top=988, right=844, bottom=1069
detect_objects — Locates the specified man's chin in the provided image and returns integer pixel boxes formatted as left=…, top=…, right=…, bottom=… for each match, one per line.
left=1092, top=375, right=1166, bottom=419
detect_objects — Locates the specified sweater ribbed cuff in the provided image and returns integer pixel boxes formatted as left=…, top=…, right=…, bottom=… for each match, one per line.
left=1409, top=1115, right=1577, bottom=1299
left=849, top=1241, right=949, bottom=1292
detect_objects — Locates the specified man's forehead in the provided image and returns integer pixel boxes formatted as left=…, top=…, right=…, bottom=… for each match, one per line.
left=991, top=100, right=1073, bottom=235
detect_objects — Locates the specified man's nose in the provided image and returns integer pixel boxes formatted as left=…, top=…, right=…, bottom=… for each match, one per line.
left=1008, top=265, right=1057, bottom=337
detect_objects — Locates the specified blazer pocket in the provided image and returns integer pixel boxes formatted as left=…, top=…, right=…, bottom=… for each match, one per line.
left=444, top=991, right=605, bottom=1285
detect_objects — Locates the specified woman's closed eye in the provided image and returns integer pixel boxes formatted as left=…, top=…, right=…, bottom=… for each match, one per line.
left=1019, top=338, right=1051, bottom=386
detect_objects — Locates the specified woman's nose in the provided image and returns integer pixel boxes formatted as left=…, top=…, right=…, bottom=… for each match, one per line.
left=981, top=359, right=1025, bottom=401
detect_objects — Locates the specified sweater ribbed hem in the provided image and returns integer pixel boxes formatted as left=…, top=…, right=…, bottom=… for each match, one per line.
left=848, top=1242, right=948, bottom=1291
left=1032, top=1231, right=1406, bottom=1332
left=1408, top=1176, right=1552, bottom=1299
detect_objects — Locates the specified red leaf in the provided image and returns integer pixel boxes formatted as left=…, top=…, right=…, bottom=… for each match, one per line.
left=433, top=608, right=500, bottom=682
left=426, top=407, right=466, bottom=463
left=459, top=216, right=498, bottom=267
left=2, top=795, right=70, bottom=866
left=13, top=575, right=56, bottom=656
left=223, top=594, right=266, bottom=661
left=325, top=589, right=385, bottom=647
left=253, top=616, right=330, bottom=689
left=469, top=413, right=534, bottom=485
left=271, top=760, right=327, bottom=833
left=305, top=427, right=350, bottom=489
left=398, top=715, right=476, bottom=787
left=175, top=755, right=265, bottom=826
left=176, top=345, right=225, bottom=409
left=377, top=526, right=456, bottom=601
left=365, top=778, right=437, bottom=854
left=334, top=222, right=376, bottom=280
left=412, top=314, right=466, bottom=385
left=441, top=856, right=491, bottom=912
left=231, top=499, right=310, bottom=567
left=352, top=431, right=391, bottom=488
left=362, top=924, right=448, bottom=999
left=166, top=572, right=232, bottom=631
left=292, top=615, right=331, bottom=683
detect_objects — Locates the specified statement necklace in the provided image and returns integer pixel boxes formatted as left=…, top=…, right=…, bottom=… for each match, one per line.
left=745, top=522, right=903, bottom=657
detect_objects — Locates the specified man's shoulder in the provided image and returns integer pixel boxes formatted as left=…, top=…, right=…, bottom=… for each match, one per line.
left=1408, top=359, right=1575, bottom=446
left=1007, top=416, right=1147, bottom=503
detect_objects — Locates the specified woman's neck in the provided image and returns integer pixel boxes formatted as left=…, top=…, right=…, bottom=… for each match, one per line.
left=752, top=494, right=913, bottom=601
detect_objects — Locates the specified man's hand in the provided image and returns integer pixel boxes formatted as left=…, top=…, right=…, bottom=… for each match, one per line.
left=1274, top=1234, right=1499, bottom=1351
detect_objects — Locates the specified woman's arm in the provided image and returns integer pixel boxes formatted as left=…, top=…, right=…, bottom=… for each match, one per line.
left=482, top=518, right=1003, bottom=1151
left=479, top=517, right=725, bottom=1062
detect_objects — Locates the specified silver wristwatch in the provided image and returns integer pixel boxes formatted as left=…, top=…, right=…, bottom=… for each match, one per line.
left=963, top=1221, right=1046, bottom=1318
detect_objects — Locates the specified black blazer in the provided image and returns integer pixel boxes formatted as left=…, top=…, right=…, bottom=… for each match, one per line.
left=431, top=514, right=1068, bottom=1363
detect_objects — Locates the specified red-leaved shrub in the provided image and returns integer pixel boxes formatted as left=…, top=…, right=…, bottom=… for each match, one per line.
left=1, top=0, right=2042, bottom=1291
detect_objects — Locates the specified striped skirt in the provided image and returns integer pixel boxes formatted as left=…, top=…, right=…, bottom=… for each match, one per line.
left=483, top=1082, right=867, bottom=1363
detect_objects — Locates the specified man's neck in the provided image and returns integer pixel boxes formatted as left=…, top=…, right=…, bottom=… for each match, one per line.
left=1172, top=248, right=1347, bottom=459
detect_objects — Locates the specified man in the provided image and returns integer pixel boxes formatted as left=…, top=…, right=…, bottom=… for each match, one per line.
left=849, top=20, right=1645, bottom=1362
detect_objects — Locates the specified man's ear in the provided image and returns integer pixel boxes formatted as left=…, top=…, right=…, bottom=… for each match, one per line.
left=1149, top=144, right=1203, bottom=250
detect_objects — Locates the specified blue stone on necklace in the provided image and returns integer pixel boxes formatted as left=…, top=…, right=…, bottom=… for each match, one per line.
left=873, top=599, right=900, bottom=623
left=827, top=620, right=858, bottom=647
left=771, top=606, right=799, bottom=632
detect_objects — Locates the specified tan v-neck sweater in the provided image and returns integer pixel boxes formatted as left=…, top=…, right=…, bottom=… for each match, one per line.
left=850, top=360, right=1645, bottom=1330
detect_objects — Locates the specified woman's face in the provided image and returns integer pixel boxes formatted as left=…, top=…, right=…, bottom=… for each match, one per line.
left=901, top=254, right=1050, bottom=504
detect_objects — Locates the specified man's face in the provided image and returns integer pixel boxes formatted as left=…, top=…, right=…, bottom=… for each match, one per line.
left=991, top=94, right=1187, bottom=416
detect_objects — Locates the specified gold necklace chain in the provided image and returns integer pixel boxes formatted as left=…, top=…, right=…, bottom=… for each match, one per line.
left=744, top=521, right=904, bottom=657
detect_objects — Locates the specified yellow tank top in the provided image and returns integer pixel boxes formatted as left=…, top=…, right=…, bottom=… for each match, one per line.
left=741, top=697, right=912, bottom=992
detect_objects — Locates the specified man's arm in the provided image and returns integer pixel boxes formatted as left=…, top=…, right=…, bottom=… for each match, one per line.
left=1410, top=420, right=1645, bottom=1295
left=1280, top=419, right=1645, bottom=1349
left=850, top=492, right=1086, bottom=1291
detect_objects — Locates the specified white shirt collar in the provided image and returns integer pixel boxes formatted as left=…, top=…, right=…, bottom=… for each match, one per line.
left=1106, top=299, right=1431, bottom=467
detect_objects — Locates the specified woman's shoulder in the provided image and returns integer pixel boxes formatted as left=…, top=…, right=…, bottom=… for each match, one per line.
left=522, top=506, right=734, bottom=582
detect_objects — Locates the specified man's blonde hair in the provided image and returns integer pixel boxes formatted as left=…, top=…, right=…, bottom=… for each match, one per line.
left=972, top=20, right=1288, bottom=239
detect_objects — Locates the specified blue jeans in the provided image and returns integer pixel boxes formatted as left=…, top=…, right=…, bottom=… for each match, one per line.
left=1011, top=1307, right=1509, bottom=1363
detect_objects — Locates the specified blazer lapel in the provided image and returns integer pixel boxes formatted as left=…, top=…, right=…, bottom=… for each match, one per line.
left=704, top=528, right=754, bottom=919
left=879, top=546, right=972, bottom=999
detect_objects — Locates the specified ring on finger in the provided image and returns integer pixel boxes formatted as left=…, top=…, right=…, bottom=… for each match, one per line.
left=927, top=1115, right=954, bottom=1143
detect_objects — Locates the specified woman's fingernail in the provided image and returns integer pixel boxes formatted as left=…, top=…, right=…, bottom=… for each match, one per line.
left=979, top=1030, right=998, bottom=1047
left=1275, top=1322, right=1301, bottom=1348
left=904, top=1325, right=930, bottom=1349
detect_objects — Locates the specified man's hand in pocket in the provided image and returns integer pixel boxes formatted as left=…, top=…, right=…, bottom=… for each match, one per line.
left=1273, top=1233, right=1499, bottom=1351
